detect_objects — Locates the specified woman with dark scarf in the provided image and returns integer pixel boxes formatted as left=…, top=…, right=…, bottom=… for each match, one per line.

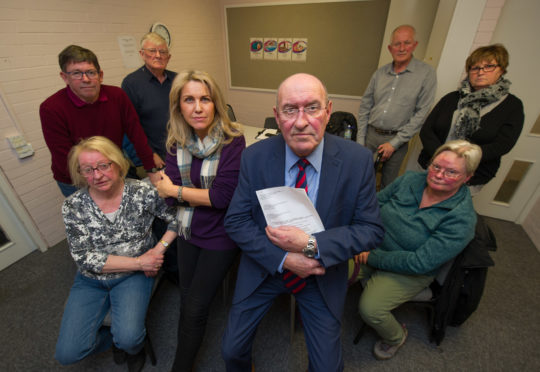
left=418, top=44, right=524, bottom=194
left=155, top=70, right=245, bottom=371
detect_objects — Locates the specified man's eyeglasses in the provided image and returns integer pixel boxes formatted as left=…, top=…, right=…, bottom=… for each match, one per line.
left=79, top=162, right=113, bottom=176
left=469, top=64, right=499, bottom=73
left=64, top=70, right=99, bottom=80
left=428, top=163, right=462, bottom=179
left=142, top=48, right=170, bottom=57
left=279, top=105, right=325, bottom=119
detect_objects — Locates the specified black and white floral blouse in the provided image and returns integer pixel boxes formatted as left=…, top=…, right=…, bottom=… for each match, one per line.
left=62, top=179, right=178, bottom=280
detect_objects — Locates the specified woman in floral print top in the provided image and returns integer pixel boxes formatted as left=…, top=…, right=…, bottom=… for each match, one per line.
left=55, top=136, right=177, bottom=371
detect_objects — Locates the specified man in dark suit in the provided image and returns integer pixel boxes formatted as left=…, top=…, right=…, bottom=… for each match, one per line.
left=221, top=73, right=384, bottom=371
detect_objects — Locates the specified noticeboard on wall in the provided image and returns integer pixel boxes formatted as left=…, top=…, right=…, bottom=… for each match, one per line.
left=226, top=0, right=390, bottom=97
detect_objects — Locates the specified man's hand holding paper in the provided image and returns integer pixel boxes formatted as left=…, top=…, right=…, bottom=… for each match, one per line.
left=265, top=225, right=309, bottom=253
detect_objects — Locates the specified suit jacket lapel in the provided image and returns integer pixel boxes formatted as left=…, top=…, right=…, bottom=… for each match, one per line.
left=316, top=134, right=342, bottom=225
left=265, top=135, right=286, bottom=188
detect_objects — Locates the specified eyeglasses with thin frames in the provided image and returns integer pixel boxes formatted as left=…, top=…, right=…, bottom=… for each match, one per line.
left=79, top=162, right=113, bottom=176
left=469, top=64, right=499, bottom=73
left=141, top=48, right=170, bottom=57
left=428, top=163, right=463, bottom=179
left=64, top=70, right=99, bottom=80
left=279, top=104, right=326, bottom=119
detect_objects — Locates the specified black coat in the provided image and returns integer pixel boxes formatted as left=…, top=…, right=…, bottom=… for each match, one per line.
left=418, top=91, right=524, bottom=185
left=431, top=214, right=496, bottom=345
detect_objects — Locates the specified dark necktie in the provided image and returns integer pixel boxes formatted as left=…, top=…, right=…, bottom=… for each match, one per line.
left=283, top=158, right=310, bottom=294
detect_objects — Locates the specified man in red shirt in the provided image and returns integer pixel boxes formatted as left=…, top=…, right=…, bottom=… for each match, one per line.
left=40, top=45, right=160, bottom=196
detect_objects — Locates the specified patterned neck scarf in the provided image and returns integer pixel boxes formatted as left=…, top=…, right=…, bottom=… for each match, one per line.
left=452, top=77, right=511, bottom=140
left=176, top=122, right=224, bottom=239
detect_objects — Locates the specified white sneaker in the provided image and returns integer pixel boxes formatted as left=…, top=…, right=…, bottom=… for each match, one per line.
left=373, top=324, right=408, bottom=360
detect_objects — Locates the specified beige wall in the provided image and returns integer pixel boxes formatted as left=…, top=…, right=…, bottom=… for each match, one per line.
left=377, top=0, right=440, bottom=68
left=0, top=0, right=226, bottom=247
left=2, top=0, right=537, bottom=249
left=221, top=0, right=440, bottom=129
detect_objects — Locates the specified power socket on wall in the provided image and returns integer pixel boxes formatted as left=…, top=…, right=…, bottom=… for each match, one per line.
left=6, top=135, right=34, bottom=159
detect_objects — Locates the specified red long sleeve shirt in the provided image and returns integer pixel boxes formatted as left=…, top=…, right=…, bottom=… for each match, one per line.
left=40, top=85, right=155, bottom=183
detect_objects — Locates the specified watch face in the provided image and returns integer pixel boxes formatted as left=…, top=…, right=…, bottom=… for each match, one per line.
left=303, top=247, right=316, bottom=258
left=151, top=23, right=171, bottom=46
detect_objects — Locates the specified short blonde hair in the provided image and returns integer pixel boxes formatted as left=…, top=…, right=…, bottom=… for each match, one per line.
left=140, top=32, right=168, bottom=49
left=68, top=136, right=130, bottom=188
left=166, top=70, right=242, bottom=150
left=431, top=140, right=482, bottom=175
left=466, top=44, right=509, bottom=74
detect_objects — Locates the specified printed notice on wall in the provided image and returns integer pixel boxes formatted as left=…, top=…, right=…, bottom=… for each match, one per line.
left=277, top=38, right=292, bottom=61
left=117, top=36, right=141, bottom=68
left=249, top=37, right=307, bottom=62
left=250, top=38, right=263, bottom=60
left=292, top=38, right=308, bottom=62
left=263, top=38, right=278, bottom=60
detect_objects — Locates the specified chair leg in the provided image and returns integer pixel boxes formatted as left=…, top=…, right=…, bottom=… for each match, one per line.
left=426, top=305, right=436, bottom=344
left=353, top=320, right=366, bottom=345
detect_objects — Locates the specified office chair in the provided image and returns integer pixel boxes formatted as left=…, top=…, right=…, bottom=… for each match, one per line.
left=264, top=117, right=278, bottom=129
left=326, top=111, right=357, bottom=141
left=226, top=104, right=237, bottom=122
left=351, top=260, right=451, bottom=345
left=352, top=214, right=496, bottom=346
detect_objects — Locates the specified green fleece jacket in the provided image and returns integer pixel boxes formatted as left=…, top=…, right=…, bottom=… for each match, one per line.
left=368, top=171, right=476, bottom=276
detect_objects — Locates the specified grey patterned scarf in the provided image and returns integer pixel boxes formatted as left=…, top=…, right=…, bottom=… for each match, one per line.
left=176, top=123, right=224, bottom=239
left=453, top=77, right=511, bottom=140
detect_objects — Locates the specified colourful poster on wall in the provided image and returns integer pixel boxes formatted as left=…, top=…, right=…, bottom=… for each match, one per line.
left=250, top=38, right=263, bottom=60
left=292, top=38, right=308, bottom=62
left=277, top=38, right=292, bottom=61
left=263, top=38, right=278, bottom=60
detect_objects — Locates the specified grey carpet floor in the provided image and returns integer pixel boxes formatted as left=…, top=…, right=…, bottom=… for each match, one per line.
left=1, top=216, right=539, bottom=371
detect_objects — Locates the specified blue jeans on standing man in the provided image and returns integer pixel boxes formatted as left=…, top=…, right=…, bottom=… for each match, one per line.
left=55, top=271, right=154, bottom=365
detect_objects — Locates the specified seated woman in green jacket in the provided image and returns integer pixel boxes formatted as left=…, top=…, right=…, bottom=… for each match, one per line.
left=350, top=140, right=481, bottom=360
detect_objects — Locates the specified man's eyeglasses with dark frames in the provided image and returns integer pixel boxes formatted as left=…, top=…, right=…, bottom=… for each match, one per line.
left=64, top=70, right=99, bottom=80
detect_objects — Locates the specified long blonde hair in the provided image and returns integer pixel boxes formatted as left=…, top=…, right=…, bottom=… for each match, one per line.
left=166, top=70, right=242, bottom=151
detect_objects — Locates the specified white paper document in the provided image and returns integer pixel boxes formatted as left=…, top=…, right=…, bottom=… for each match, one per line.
left=256, top=186, right=325, bottom=234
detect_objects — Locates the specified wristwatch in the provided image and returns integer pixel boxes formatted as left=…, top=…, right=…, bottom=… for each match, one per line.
left=159, top=240, right=169, bottom=248
left=302, top=235, right=317, bottom=258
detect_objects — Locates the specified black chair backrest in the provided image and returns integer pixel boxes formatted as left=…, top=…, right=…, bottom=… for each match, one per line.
left=326, top=111, right=357, bottom=141
left=264, top=117, right=278, bottom=129
left=226, top=104, right=236, bottom=122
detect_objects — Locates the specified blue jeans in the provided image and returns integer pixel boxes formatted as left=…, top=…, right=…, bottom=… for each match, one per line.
left=55, top=271, right=154, bottom=365
left=56, top=181, right=78, bottom=197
